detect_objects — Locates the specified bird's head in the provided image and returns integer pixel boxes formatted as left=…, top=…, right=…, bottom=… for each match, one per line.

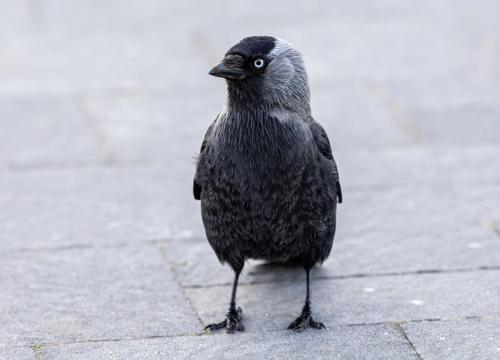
left=209, top=36, right=310, bottom=113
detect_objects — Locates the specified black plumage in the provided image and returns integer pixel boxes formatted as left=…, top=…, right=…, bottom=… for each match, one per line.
left=193, top=36, right=341, bottom=332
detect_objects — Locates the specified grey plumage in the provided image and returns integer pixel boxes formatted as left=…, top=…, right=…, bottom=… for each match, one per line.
left=194, top=36, right=341, bottom=332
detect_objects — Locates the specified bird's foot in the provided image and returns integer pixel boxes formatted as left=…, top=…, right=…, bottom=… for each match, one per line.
left=204, top=307, right=244, bottom=334
left=288, top=308, right=325, bottom=331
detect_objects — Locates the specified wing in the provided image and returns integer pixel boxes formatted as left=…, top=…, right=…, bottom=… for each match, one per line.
left=310, top=119, right=343, bottom=203
left=193, top=119, right=217, bottom=200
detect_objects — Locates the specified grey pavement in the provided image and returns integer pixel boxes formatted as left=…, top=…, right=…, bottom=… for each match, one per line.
left=1, top=1, right=500, bottom=359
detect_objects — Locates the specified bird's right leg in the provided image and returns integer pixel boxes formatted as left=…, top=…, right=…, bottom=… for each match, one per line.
left=288, top=268, right=325, bottom=331
left=204, top=270, right=244, bottom=333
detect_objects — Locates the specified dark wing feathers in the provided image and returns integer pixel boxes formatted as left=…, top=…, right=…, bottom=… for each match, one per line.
left=310, top=120, right=342, bottom=203
left=193, top=120, right=217, bottom=200
left=193, top=179, right=202, bottom=200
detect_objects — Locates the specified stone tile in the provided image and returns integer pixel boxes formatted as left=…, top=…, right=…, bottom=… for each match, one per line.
left=162, top=180, right=500, bottom=288
left=333, top=181, right=500, bottom=275
left=2, top=0, right=499, bottom=98
left=0, top=2, right=210, bottom=96
left=41, top=324, right=416, bottom=360
left=0, top=166, right=204, bottom=251
left=190, top=0, right=500, bottom=83
left=0, top=98, right=105, bottom=168
left=187, top=270, right=500, bottom=332
left=338, top=144, right=500, bottom=189
left=399, top=103, right=500, bottom=147
left=312, top=83, right=413, bottom=151
left=380, top=76, right=500, bottom=110
left=79, top=92, right=223, bottom=166
left=0, top=246, right=200, bottom=346
left=261, top=2, right=494, bottom=88
left=403, top=318, right=500, bottom=360
left=0, top=2, right=33, bottom=38
left=0, top=346, right=36, bottom=360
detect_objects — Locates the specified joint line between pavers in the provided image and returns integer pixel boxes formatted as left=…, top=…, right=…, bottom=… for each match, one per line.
left=74, top=94, right=120, bottom=166
left=365, top=80, right=424, bottom=145
left=5, top=158, right=160, bottom=174
left=19, top=315, right=500, bottom=349
left=348, top=315, right=500, bottom=328
left=31, top=344, right=45, bottom=360
left=492, top=222, right=500, bottom=238
left=2, top=238, right=192, bottom=256
left=391, top=322, right=423, bottom=360
left=155, top=243, right=206, bottom=329
left=33, top=332, right=201, bottom=349
left=184, top=265, right=500, bottom=289
left=25, top=0, right=46, bottom=28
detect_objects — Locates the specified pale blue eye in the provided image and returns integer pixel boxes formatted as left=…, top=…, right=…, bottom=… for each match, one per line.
left=254, top=59, right=265, bottom=68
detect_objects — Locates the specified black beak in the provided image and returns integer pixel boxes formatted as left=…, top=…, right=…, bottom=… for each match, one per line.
left=209, top=62, right=247, bottom=80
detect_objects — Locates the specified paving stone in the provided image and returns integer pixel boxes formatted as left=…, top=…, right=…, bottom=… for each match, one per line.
left=258, top=2, right=494, bottom=88
left=0, top=1, right=212, bottom=96
left=79, top=92, right=223, bottom=165
left=41, top=324, right=416, bottom=360
left=0, top=167, right=204, bottom=251
left=1, top=0, right=498, bottom=98
left=0, top=246, right=200, bottom=346
left=0, top=2, right=33, bottom=39
left=0, top=98, right=105, bottom=168
left=403, top=318, right=500, bottom=360
left=0, top=346, right=36, bottom=360
left=312, top=82, right=413, bottom=151
left=403, top=104, right=500, bottom=146
left=338, top=144, right=500, bottom=189
left=380, top=75, right=500, bottom=111
left=162, top=180, right=500, bottom=288
left=332, top=181, right=500, bottom=275
left=187, top=270, right=500, bottom=332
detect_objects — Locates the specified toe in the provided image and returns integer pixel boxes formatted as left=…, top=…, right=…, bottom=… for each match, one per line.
left=288, top=315, right=326, bottom=331
left=288, top=316, right=308, bottom=331
left=310, top=318, right=326, bottom=329
left=225, top=319, right=244, bottom=333
left=236, top=321, right=244, bottom=331
left=204, top=321, right=226, bottom=332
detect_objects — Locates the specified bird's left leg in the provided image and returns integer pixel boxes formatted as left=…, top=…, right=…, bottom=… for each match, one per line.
left=288, top=268, right=325, bottom=331
left=204, top=270, right=244, bottom=333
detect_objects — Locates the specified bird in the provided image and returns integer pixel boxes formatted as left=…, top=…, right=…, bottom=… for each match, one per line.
left=193, top=36, right=342, bottom=333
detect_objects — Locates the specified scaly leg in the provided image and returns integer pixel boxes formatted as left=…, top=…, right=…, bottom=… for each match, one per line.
left=288, top=268, right=325, bottom=331
left=205, top=271, right=244, bottom=333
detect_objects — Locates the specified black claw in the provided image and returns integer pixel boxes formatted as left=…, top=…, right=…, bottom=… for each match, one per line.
left=205, top=307, right=244, bottom=334
left=288, top=270, right=325, bottom=331
left=288, top=311, right=326, bottom=331
left=309, top=318, right=326, bottom=329
left=204, top=321, right=226, bottom=332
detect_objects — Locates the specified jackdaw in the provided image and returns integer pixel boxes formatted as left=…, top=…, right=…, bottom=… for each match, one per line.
left=193, top=36, right=342, bottom=332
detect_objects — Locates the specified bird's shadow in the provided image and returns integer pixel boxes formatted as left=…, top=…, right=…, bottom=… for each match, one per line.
left=245, top=260, right=328, bottom=284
